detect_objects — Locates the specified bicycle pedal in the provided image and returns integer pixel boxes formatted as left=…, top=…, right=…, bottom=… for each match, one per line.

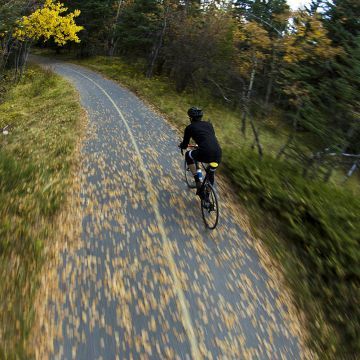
left=202, top=200, right=211, bottom=209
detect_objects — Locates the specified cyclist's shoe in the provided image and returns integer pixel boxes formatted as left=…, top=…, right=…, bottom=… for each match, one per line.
left=204, top=188, right=210, bottom=200
left=202, top=199, right=211, bottom=209
left=195, top=181, right=203, bottom=197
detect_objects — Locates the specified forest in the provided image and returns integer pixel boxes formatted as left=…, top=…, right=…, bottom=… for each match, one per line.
left=1, top=1, right=359, bottom=173
left=1, top=0, right=359, bottom=358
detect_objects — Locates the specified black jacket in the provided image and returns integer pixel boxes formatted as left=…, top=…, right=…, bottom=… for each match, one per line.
left=180, top=120, right=221, bottom=155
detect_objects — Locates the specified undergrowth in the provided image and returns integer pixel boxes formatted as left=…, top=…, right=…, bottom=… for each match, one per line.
left=0, top=65, right=82, bottom=358
left=224, top=148, right=360, bottom=358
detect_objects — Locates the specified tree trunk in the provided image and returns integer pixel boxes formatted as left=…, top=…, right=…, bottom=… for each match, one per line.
left=264, top=47, right=276, bottom=109
left=277, top=102, right=302, bottom=159
left=14, top=41, right=23, bottom=82
left=264, top=74, right=273, bottom=109
left=146, top=5, right=169, bottom=78
left=249, top=116, right=263, bottom=157
left=343, top=160, right=358, bottom=183
left=241, top=57, right=257, bottom=137
left=323, top=165, right=334, bottom=183
left=19, top=41, right=32, bottom=79
left=108, top=0, right=123, bottom=57
left=303, top=156, right=315, bottom=178
left=1, top=35, right=15, bottom=71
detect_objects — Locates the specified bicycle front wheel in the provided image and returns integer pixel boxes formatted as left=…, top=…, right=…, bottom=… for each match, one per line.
left=201, top=183, right=219, bottom=230
left=184, top=158, right=196, bottom=189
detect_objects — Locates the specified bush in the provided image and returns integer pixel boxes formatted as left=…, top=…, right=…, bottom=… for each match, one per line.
left=224, top=148, right=360, bottom=357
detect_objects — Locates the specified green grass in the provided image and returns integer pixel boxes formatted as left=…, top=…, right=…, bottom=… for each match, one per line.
left=31, top=50, right=360, bottom=358
left=0, top=66, right=83, bottom=358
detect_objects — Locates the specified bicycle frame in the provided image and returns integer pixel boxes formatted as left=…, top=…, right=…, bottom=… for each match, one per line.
left=196, top=161, right=213, bottom=188
left=181, top=144, right=219, bottom=229
left=182, top=144, right=215, bottom=187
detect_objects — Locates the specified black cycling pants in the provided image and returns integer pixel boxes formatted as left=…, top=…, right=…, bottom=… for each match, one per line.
left=185, top=149, right=221, bottom=185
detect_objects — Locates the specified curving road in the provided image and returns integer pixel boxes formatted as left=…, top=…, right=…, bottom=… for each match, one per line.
left=32, top=56, right=305, bottom=359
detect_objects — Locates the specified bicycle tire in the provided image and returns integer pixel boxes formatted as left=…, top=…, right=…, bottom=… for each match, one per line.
left=201, top=183, right=219, bottom=230
left=184, top=158, right=196, bottom=189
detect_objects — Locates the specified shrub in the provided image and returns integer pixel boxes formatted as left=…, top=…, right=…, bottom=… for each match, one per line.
left=224, top=147, right=360, bottom=357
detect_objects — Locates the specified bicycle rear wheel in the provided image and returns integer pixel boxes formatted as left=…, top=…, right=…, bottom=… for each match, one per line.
left=201, top=183, right=219, bottom=230
left=184, top=158, right=196, bottom=189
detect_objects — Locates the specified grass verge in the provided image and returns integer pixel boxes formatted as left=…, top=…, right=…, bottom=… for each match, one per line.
left=224, top=149, right=359, bottom=358
left=0, top=65, right=83, bottom=358
left=56, top=54, right=359, bottom=358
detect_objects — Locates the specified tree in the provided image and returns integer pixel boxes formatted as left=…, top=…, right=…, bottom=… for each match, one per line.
left=233, top=19, right=271, bottom=155
left=108, top=0, right=126, bottom=57
left=163, top=5, right=234, bottom=92
left=14, top=0, right=83, bottom=46
left=9, top=0, right=82, bottom=78
left=279, top=11, right=343, bottom=156
left=321, top=0, right=360, bottom=154
left=62, top=0, right=114, bottom=57
left=114, top=0, right=162, bottom=57
left=146, top=0, right=174, bottom=78
left=232, top=1, right=290, bottom=108
left=0, top=0, right=38, bottom=72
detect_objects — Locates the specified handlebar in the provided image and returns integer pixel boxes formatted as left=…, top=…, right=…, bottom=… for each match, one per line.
left=180, top=144, right=198, bottom=156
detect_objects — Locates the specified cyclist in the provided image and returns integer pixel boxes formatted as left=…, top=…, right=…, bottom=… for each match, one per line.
left=179, top=107, right=222, bottom=196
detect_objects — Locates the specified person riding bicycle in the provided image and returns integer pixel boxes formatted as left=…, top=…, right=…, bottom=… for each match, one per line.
left=179, top=107, right=222, bottom=196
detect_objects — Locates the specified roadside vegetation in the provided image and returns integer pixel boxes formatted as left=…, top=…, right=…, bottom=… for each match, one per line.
left=0, top=65, right=83, bottom=358
left=0, top=1, right=83, bottom=356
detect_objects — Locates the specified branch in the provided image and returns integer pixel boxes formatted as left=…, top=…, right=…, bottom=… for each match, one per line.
left=321, top=148, right=360, bottom=159
left=207, top=77, right=231, bottom=102
left=328, top=153, right=360, bottom=159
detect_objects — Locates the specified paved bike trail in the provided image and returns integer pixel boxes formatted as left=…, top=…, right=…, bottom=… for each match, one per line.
left=32, top=56, right=305, bottom=359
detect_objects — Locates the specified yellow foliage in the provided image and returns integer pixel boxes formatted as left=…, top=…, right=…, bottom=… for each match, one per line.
left=234, top=21, right=271, bottom=57
left=283, top=11, right=342, bottom=64
left=233, top=20, right=271, bottom=76
left=13, top=0, right=83, bottom=46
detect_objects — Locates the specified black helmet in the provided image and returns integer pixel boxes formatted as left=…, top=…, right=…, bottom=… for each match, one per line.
left=187, top=107, right=203, bottom=120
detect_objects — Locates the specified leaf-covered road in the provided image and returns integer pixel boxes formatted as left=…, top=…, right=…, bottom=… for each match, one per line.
left=32, top=56, right=305, bottom=359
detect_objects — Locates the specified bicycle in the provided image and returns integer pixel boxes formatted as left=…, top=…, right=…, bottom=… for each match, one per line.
left=181, top=144, right=220, bottom=230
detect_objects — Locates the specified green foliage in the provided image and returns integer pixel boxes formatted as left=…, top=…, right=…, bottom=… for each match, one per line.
left=224, top=147, right=360, bottom=357
left=164, top=7, right=234, bottom=91
left=61, top=0, right=114, bottom=56
left=115, top=0, right=162, bottom=56
left=233, top=0, right=290, bottom=34
left=322, top=0, right=360, bottom=154
left=0, top=65, right=82, bottom=357
left=52, top=0, right=359, bottom=159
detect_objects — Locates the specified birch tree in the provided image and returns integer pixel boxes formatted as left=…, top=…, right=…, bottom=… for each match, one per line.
left=233, top=20, right=271, bottom=155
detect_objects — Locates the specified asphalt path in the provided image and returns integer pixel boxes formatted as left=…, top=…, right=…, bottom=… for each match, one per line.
left=32, top=56, right=304, bottom=359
